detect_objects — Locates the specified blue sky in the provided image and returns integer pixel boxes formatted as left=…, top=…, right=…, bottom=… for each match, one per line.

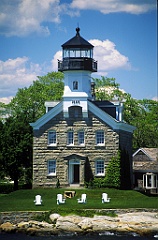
left=0, top=0, right=157, bottom=103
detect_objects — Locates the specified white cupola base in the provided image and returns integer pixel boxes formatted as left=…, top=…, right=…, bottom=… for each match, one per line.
left=63, top=70, right=92, bottom=118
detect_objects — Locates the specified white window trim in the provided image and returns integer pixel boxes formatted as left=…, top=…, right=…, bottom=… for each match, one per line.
left=47, top=160, right=56, bottom=176
left=143, top=173, right=157, bottom=189
left=96, top=130, right=105, bottom=146
left=95, top=160, right=105, bottom=176
left=48, top=130, right=57, bottom=146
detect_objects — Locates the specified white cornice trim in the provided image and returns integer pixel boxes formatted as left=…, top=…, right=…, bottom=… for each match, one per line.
left=30, top=100, right=136, bottom=133
left=132, top=148, right=153, bottom=159
left=88, top=101, right=136, bottom=133
left=30, top=101, right=63, bottom=130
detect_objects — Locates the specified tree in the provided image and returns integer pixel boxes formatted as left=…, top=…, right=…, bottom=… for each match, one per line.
left=93, top=76, right=127, bottom=101
left=93, top=76, right=158, bottom=149
left=1, top=71, right=63, bottom=188
left=1, top=116, right=33, bottom=190
left=0, top=120, right=5, bottom=179
left=0, top=102, right=11, bottom=121
left=9, top=71, right=64, bottom=123
left=124, top=98, right=158, bottom=149
left=104, top=151, right=121, bottom=188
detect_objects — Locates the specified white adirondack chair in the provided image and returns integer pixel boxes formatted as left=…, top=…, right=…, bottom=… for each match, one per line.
left=77, top=193, right=87, bottom=203
left=34, top=195, right=42, bottom=205
left=102, top=193, right=110, bottom=203
left=57, top=194, right=66, bottom=205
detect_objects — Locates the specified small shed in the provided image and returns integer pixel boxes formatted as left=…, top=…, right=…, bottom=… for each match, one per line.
left=133, top=148, right=158, bottom=194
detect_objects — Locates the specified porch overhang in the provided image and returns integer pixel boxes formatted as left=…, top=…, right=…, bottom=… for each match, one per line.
left=64, top=153, right=87, bottom=161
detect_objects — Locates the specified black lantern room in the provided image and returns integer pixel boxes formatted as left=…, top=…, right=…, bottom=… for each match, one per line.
left=58, top=28, right=97, bottom=72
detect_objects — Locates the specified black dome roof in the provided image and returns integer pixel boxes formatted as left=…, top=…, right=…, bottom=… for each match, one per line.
left=62, top=28, right=93, bottom=49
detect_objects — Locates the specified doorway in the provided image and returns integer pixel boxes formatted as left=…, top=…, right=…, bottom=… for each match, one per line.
left=69, top=160, right=80, bottom=184
left=74, top=165, right=79, bottom=183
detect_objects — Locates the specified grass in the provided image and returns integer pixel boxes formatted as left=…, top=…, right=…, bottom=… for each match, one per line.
left=0, top=188, right=158, bottom=213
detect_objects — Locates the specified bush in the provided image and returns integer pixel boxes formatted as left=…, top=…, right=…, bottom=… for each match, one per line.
left=104, top=151, right=121, bottom=188
left=0, top=183, right=14, bottom=193
left=0, top=182, right=32, bottom=194
left=85, top=151, right=121, bottom=189
left=93, top=177, right=105, bottom=188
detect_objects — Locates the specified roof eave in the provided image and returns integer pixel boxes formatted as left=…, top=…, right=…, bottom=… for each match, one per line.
left=30, top=101, right=63, bottom=130
left=88, top=101, right=136, bottom=133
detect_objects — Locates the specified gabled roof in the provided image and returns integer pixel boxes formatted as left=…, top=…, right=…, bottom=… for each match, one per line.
left=133, top=148, right=158, bottom=161
left=62, top=27, right=93, bottom=49
left=30, top=100, right=135, bottom=133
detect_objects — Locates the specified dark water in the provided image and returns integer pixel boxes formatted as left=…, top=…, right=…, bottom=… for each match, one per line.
left=0, top=232, right=157, bottom=240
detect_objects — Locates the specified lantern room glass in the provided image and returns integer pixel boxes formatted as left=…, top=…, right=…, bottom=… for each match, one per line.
left=63, top=48, right=93, bottom=58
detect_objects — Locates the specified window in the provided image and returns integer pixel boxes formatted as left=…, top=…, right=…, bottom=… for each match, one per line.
left=48, top=160, right=56, bottom=176
left=95, top=160, right=104, bottom=176
left=78, top=131, right=84, bottom=145
left=48, top=130, right=56, bottom=145
left=143, top=173, right=157, bottom=189
left=67, top=130, right=74, bottom=145
left=96, top=130, right=104, bottom=145
left=73, top=81, right=78, bottom=90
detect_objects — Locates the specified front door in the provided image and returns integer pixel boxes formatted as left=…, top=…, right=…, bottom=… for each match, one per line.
left=74, top=164, right=79, bottom=183
left=69, top=159, right=80, bottom=184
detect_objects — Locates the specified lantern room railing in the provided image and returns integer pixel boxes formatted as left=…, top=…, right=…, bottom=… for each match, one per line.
left=58, top=58, right=97, bottom=72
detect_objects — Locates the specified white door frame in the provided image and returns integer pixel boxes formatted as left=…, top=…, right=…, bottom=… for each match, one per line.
left=69, top=159, right=80, bottom=184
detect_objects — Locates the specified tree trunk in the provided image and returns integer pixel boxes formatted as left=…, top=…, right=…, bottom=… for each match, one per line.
left=14, top=177, right=19, bottom=191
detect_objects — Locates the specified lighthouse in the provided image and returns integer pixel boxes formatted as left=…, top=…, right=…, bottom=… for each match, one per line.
left=58, top=27, right=97, bottom=117
left=31, top=28, right=135, bottom=189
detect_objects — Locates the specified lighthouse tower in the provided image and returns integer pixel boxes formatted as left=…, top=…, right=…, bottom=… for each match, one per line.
left=58, top=27, right=97, bottom=117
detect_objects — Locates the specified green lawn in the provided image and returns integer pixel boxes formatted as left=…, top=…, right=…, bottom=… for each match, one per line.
left=0, top=188, right=157, bottom=212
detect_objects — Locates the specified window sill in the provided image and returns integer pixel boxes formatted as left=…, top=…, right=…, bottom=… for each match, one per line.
left=95, top=144, right=105, bottom=147
left=66, top=145, right=85, bottom=148
left=47, top=173, right=56, bottom=177
left=95, top=174, right=105, bottom=177
left=47, top=144, right=57, bottom=147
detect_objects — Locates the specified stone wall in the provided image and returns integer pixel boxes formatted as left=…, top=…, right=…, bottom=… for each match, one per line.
left=1, top=209, right=156, bottom=224
left=32, top=108, right=133, bottom=188
left=0, top=211, right=46, bottom=224
left=1, top=210, right=158, bottom=237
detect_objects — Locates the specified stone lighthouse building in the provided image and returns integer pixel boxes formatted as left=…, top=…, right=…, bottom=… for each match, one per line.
left=31, top=28, right=135, bottom=189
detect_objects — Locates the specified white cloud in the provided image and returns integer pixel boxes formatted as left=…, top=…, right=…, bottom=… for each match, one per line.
left=51, top=50, right=62, bottom=71
left=0, top=0, right=62, bottom=37
left=0, top=37, right=131, bottom=103
left=152, top=96, right=158, bottom=102
left=0, top=57, right=42, bottom=103
left=0, top=0, right=156, bottom=37
left=51, top=39, right=130, bottom=74
left=0, top=97, right=13, bottom=104
left=70, top=0, right=156, bottom=14
left=89, top=39, right=131, bottom=75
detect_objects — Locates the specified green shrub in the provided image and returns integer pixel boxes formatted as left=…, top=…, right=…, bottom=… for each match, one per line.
left=104, top=151, right=121, bottom=188
left=0, top=183, right=14, bottom=193
left=33, top=211, right=52, bottom=223
left=93, top=177, right=105, bottom=188
left=32, top=209, right=117, bottom=222
left=86, top=151, right=121, bottom=189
